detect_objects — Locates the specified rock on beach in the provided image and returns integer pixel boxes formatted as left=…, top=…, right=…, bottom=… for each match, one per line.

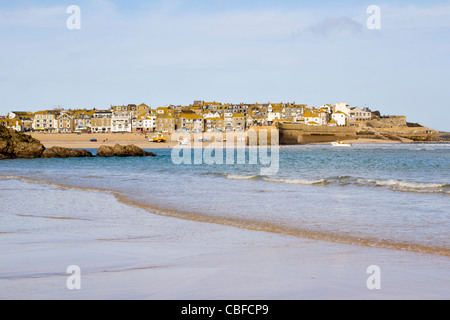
left=0, top=127, right=156, bottom=159
left=96, top=144, right=157, bottom=157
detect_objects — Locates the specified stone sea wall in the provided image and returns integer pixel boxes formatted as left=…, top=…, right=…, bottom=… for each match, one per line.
left=277, top=123, right=357, bottom=145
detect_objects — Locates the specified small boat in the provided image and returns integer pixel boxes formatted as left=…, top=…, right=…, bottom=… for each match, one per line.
left=151, top=133, right=167, bottom=143
left=331, top=140, right=352, bottom=147
left=177, top=138, right=190, bottom=145
left=90, top=139, right=97, bottom=142
left=198, top=137, right=211, bottom=142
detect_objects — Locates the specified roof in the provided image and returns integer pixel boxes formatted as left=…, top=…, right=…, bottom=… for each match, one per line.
left=303, top=110, right=319, bottom=117
left=157, top=114, right=174, bottom=119
left=180, top=113, right=203, bottom=119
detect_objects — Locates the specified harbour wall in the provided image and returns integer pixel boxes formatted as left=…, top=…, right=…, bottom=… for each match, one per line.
left=276, top=123, right=357, bottom=145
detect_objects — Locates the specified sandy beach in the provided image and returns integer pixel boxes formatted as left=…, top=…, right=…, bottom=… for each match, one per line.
left=30, top=132, right=177, bottom=149
left=1, top=177, right=448, bottom=300
left=29, top=132, right=402, bottom=149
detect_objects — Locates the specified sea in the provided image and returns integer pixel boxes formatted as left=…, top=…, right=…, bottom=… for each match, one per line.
left=1, top=143, right=449, bottom=257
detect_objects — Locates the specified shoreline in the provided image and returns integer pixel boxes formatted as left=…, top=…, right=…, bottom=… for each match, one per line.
left=28, top=132, right=445, bottom=149
left=1, top=176, right=449, bottom=299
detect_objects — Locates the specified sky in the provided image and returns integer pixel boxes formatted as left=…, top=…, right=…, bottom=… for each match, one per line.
left=0, top=0, right=449, bottom=130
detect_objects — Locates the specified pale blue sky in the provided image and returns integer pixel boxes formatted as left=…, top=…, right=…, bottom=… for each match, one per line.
left=0, top=0, right=449, bottom=130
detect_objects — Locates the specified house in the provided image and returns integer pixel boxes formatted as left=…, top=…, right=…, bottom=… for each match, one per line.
left=33, top=111, right=58, bottom=132
left=136, top=103, right=150, bottom=117
left=8, top=112, right=33, bottom=131
left=111, top=106, right=132, bottom=133
left=156, top=114, right=176, bottom=134
left=267, top=104, right=281, bottom=124
left=303, top=109, right=323, bottom=126
left=223, top=112, right=234, bottom=131
left=91, top=110, right=112, bottom=133
left=334, top=102, right=351, bottom=115
left=349, top=107, right=372, bottom=122
left=331, top=111, right=347, bottom=126
left=73, top=109, right=93, bottom=133
left=204, top=116, right=224, bottom=132
left=0, top=117, right=23, bottom=132
left=133, top=114, right=156, bottom=132
left=177, top=113, right=203, bottom=133
left=233, top=113, right=246, bottom=131
left=57, top=111, right=75, bottom=133
left=143, top=115, right=157, bottom=132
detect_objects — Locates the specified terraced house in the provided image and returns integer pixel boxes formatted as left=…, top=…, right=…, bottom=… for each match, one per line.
left=111, top=106, right=132, bottom=133
left=33, top=111, right=58, bottom=132
left=177, top=113, right=203, bottom=133
left=73, top=109, right=94, bottom=133
left=91, top=110, right=112, bottom=133
left=132, top=114, right=156, bottom=132
left=156, top=114, right=176, bottom=134
left=0, top=116, right=23, bottom=132
left=57, top=111, right=74, bottom=133
left=204, top=116, right=224, bottom=132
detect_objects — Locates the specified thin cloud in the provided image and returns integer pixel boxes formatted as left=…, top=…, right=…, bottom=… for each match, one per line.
left=296, top=17, right=363, bottom=38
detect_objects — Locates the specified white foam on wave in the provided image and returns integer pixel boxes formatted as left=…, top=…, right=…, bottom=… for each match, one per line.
left=226, top=174, right=259, bottom=180
left=262, top=177, right=327, bottom=185
left=359, top=178, right=449, bottom=193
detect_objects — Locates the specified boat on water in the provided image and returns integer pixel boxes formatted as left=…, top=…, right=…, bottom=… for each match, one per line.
left=331, top=140, right=352, bottom=147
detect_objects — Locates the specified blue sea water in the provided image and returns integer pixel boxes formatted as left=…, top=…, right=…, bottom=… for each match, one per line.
left=1, top=143, right=449, bottom=256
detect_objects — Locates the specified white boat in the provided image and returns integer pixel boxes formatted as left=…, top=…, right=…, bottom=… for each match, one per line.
left=177, top=138, right=190, bottom=145
left=331, top=140, right=352, bottom=147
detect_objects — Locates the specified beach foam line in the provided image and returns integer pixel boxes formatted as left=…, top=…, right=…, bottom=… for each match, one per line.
left=226, top=174, right=260, bottom=180
left=0, top=174, right=113, bottom=194
left=262, top=177, right=328, bottom=185
left=113, top=193, right=450, bottom=257
left=223, top=174, right=449, bottom=194
left=1, top=174, right=449, bottom=257
left=356, top=178, right=450, bottom=194
left=17, top=214, right=92, bottom=221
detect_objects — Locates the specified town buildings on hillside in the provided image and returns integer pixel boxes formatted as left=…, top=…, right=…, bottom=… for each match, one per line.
left=1, top=101, right=382, bottom=134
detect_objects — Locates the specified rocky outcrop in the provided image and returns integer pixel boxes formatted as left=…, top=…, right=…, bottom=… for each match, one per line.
left=41, top=147, right=94, bottom=158
left=0, top=126, right=45, bottom=159
left=96, top=144, right=156, bottom=157
left=1, top=127, right=157, bottom=159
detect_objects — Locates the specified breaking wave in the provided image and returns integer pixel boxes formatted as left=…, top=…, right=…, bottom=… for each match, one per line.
left=262, top=177, right=328, bottom=185
left=217, top=173, right=449, bottom=194
left=1, top=173, right=449, bottom=257
left=226, top=174, right=259, bottom=180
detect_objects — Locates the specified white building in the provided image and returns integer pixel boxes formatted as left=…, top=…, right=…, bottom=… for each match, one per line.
left=33, top=111, right=58, bottom=131
left=303, top=109, right=327, bottom=126
left=111, top=110, right=132, bottom=133
left=223, top=112, right=234, bottom=131
left=334, top=102, right=351, bottom=115
left=331, top=111, right=347, bottom=126
left=267, top=104, right=281, bottom=123
left=133, top=114, right=156, bottom=132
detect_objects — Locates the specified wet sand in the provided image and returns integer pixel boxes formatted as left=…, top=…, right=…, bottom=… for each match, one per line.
left=1, top=178, right=449, bottom=300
